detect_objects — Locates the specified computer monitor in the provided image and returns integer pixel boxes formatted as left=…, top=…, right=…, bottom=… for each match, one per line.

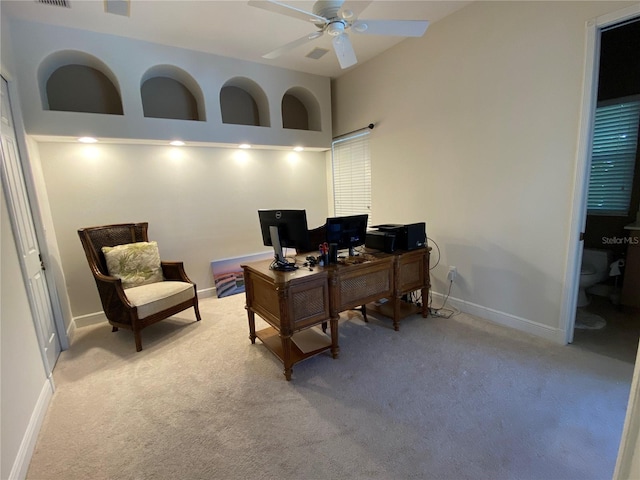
left=258, top=209, right=310, bottom=270
left=325, top=214, right=369, bottom=257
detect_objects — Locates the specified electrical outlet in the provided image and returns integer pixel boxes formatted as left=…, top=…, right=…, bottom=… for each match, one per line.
left=447, top=266, right=457, bottom=282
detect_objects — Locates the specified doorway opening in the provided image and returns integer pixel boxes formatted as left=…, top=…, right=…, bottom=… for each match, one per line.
left=571, top=13, right=640, bottom=363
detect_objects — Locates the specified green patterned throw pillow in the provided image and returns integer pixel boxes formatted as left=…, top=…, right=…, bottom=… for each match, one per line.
left=102, top=241, right=163, bottom=289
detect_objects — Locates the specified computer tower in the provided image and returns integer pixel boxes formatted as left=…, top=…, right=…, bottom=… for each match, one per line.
left=374, top=222, right=426, bottom=250
left=403, top=222, right=427, bottom=250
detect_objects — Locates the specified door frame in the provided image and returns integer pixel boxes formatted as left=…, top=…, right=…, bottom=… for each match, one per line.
left=562, top=3, right=640, bottom=345
left=1, top=70, right=69, bottom=361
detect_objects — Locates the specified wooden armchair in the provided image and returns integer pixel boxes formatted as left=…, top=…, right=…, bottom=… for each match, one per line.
left=78, top=222, right=201, bottom=352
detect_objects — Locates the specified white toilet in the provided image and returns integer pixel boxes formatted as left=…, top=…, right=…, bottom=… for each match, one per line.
left=578, top=248, right=613, bottom=307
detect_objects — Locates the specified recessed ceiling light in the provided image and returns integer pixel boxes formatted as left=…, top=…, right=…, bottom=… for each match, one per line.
left=293, top=146, right=304, bottom=152
left=239, top=144, right=251, bottom=149
left=169, top=140, right=185, bottom=146
left=78, top=137, right=97, bottom=143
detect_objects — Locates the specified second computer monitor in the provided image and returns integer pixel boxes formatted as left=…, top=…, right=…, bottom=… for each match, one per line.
left=325, top=214, right=369, bottom=256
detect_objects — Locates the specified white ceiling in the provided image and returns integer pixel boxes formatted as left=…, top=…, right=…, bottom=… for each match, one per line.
left=1, top=0, right=471, bottom=78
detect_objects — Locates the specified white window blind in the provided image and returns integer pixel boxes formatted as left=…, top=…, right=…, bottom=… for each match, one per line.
left=587, top=98, right=640, bottom=215
left=331, top=130, right=371, bottom=222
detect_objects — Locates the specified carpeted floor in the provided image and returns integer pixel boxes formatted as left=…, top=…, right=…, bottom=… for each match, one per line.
left=26, top=293, right=634, bottom=480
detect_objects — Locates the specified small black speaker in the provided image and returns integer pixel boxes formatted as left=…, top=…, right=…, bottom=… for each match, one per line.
left=329, top=243, right=338, bottom=263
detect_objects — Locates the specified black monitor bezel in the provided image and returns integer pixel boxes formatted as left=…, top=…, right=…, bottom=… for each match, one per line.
left=258, top=209, right=310, bottom=253
left=325, top=214, right=369, bottom=254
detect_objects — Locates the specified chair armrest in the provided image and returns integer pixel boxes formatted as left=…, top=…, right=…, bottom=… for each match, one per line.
left=91, top=271, right=135, bottom=323
left=161, top=261, right=194, bottom=284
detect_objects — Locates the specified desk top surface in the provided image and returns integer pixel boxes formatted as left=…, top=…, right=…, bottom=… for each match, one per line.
left=241, top=247, right=430, bottom=283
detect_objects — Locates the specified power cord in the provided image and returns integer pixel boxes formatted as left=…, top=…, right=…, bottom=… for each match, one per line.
left=428, top=279, right=460, bottom=319
left=427, top=236, right=440, bottom=270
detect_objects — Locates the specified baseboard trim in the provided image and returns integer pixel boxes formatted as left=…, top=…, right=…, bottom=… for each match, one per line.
left=9, top=377, right=54, bottom=480
left=73, top=310, right=108, bottom=328
left=197, top=287, right=216, bottom=299
left=73, top=286, right=218, bottom=329
left=430, top=291, right=565, bottom=344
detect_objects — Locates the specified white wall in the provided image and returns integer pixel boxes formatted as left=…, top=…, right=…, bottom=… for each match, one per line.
left=36, top=141, right=329, bottom=319
left=332, top=0, right=635, bottom=341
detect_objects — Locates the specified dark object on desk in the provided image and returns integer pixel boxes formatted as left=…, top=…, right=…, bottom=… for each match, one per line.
left=329, top=243, right=338, bottom=264
left=365, top=230, right=396, bottom=253
left=77, top=222, right=201, bottom=352
left=373, top=222, right=426, bottom=251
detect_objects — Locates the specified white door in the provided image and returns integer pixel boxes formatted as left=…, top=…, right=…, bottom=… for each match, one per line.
left=0, top=76, right=61, bottom=373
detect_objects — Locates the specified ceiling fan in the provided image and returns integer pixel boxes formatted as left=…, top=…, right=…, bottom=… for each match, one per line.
left=247, top=0, right=430, bottom=69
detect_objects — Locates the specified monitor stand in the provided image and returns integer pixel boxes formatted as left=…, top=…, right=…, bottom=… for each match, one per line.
left=270, top=226, right=297, bottom=271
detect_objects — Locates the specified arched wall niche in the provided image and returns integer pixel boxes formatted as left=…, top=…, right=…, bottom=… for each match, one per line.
left=282, top=87, right=321, bottom=131
left=220, top=77, right=270, bottom=127
left=38, top=50, right=123, bottom=114
left=140, top=65, right=205, bottom=121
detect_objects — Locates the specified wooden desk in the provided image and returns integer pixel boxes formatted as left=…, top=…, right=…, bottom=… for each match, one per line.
left=242, top=247, right=430, bottom=380
left=242, top=259, right=335, bottom=381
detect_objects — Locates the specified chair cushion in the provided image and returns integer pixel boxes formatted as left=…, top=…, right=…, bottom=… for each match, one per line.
left=124, top=281, right=195, bottom=319
left=102, top=241, right=163, bottom=289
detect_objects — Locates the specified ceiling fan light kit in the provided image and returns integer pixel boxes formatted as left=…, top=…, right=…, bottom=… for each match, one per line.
left=327, top=21, right=345, bottom=36
left=248, top=0, right=429, bottom=70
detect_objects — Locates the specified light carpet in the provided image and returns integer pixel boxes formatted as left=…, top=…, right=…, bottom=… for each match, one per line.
left=26, top=294, right=634, bottom=480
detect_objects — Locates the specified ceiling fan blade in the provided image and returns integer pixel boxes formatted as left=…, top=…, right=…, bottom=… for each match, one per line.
left=248, top=0, right=328, bottom=25
left=262, top=31, right=324, bottom=59
left=352, top=19, right=430, bottom=37
left=332, top=33, right=357, bottom=69
left=339, top=1, right=372, bottom=21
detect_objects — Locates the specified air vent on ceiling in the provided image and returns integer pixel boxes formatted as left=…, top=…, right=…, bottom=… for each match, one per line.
left=306, top=48, right=329, bottom=60
left=36, top=0, right=70, bottom=7
left=104, top=0, right=130, bottom=17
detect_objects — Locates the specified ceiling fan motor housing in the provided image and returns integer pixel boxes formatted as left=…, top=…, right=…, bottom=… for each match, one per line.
left=312, top=0, right=344, bottom=18
left=313, top=0, right=345, bottom=28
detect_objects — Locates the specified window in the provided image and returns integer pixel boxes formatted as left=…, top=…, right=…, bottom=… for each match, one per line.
left=331, top=130, right=371, bottom=223
left=587, top=97, right=640, bottom=215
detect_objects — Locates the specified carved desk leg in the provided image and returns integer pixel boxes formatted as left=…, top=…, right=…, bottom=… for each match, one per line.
left=392, top=303, right=401, bottom=331
left=330, top=316, right=340, bottom=359
left=392, top=259, right=401, bottom=331
left=328, top=275, right=340, bottom=358
left=422, top=250, right=430, bottom=318
left=246, top=306, right=256, bottom=344
left=281, top=333, right=294, bottom=381
left=244, top=270, right=257, bottom=343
